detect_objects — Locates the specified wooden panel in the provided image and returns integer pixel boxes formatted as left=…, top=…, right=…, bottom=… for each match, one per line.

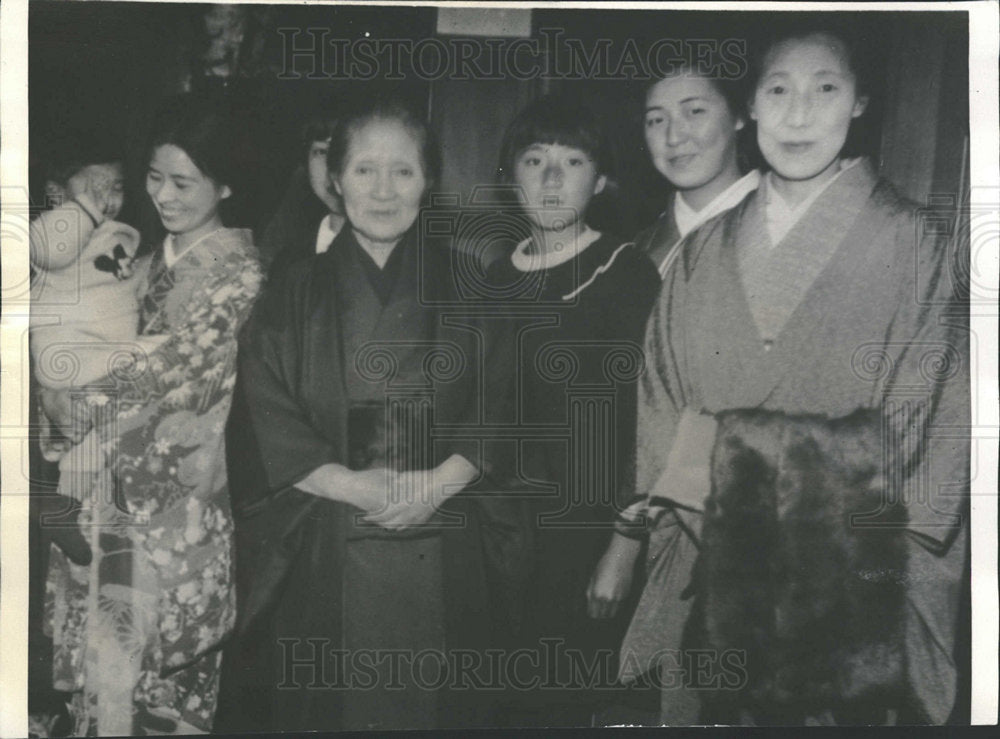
left=429, top=76, right=538, bottom=202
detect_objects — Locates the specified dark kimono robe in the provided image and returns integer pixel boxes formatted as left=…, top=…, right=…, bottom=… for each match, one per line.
left=617, top=160, right=969, bottom=724
left=217, top=227, right=530, bottom=732
left=254, top=164, right=326, bottom=277
left=485, top=233, right=661, bottom=725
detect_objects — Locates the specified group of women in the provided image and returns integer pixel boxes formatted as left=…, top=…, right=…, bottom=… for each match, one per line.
left=31, top=21, right=967, bottom=735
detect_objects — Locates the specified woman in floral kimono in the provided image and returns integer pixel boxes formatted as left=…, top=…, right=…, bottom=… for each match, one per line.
left=589, top=23, right=968, bottom=725
left=42, top=96, right=263, bottom=735
left=216, top=97, right=529, bottom=733
left=634, top=62, right=760, bottom=278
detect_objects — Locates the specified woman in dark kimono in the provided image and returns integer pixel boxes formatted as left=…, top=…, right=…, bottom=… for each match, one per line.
left=635, top=62, right=760, bottom=278
left=217, top=98, right=529, bottom=732
left=485, top=94, right=661, bottom=727
left=590, top=23, right=968, bottom=725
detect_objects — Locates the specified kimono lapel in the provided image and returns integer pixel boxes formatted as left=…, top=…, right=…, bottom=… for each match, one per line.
left=724, top=161, right=882, bottom=401
left=333, top=232, right=386, bottom=370
left=692, top=206, right=777, bottom=409
left=139, top=246, right=174, bottom=334
left=371, top=232, right=429, bottom=344
left=737, top=161, right=877, bottom=345
left=641, top=209, right=681, bottom=275
left=334, top=230, right=433, bottom=403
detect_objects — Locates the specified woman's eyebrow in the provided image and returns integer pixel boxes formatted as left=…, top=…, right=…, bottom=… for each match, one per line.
left=679, top=96, right=707, bottom=105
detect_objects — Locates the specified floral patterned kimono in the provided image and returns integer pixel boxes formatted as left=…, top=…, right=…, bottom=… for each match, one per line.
left=45, top=228, right=263, bottom=735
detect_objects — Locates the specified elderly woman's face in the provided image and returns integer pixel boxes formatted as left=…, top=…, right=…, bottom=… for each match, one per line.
left=333, top=118, right=427, bottom=247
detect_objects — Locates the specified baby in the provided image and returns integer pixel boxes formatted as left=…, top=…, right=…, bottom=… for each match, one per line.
left=30, top=154, right=166, bottom=489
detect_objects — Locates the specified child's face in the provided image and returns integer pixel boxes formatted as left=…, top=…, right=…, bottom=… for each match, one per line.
left=513, top=142, right=606, bottom=232
left=750, top=33, right=868, bottom=185
left=65, top=162, right=125, bottom=220
left=307, top=138, right=343, bottom=215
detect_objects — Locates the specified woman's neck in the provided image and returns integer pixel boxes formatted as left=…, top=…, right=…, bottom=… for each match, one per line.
left=677, top=159, right=742, bottom=212
left=769, top=157, right=843, bottom=209
left=353, top=228, right=400, bottom=269
left=173, top=216, right=224, bottom=251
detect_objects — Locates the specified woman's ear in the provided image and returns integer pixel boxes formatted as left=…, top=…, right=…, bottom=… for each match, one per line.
left=747, top=100, right=758, bottom=122
left=331, top=174, right=343, bottom=198
left=852, top=94, right=870, bottom=119
left=220, top=184, right=233, bottom=200
left=593, top=174, right=607, bottom=196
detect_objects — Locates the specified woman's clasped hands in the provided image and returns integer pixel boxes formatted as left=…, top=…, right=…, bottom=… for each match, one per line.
left=299, top=454, right=478, bottom=532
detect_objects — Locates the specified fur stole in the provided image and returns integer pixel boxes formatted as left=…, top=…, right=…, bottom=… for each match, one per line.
left=687, top=407, right=908, bottom=723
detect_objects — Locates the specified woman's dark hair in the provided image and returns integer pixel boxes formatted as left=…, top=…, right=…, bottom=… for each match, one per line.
left=749, top=17, right=876, bottom=100
left=498, top=93, right=613, bottom=182
left=643, top=64, right=748, bottom=122
left=326, top=97, right=441, bottom=189
left=300, top=99, right=340, bottom=154
left=747, top=16, right=884, bottom=159
left=147, top=94, right=239, bottom=189
left=638, top=63, right=757, bottom=175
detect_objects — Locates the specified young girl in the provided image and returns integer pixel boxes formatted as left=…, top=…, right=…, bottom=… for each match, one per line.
left=487, top=93, right=661, bottom=726
left=636, top=64, right=760, bottom=277
left=590, top=24, right=967, bottom=725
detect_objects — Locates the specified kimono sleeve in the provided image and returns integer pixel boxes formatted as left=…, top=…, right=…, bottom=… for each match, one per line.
left=225, top=278, right=338, bottom=515
left=95, top=251, right=262, bottom=489
left=881, top=210, right=969, bottom=553
left=613, top=245, right=687, bottom=539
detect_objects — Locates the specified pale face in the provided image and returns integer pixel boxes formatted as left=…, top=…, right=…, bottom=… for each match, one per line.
left=644, top=74, right=743, bottom=208
left=513, top=142, right=606, bottom=232
left=64, top=162, right=125, bottom=220
left=333, top=119, right=427, bottom=248
left=307, top=138, right=342, bottom=214
left=750, top=33, right=868, bottom=186
left=146, top=144, right=231, bottom=242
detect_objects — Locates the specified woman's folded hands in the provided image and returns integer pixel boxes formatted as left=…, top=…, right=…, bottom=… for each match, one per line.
left=296, top=454, right=479, bottom=531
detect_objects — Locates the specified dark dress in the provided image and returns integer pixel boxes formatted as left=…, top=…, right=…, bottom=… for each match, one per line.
left=485, top=232, right=661, bottom=726
left=254, top=164, right=329, bottom=281
left=216, top=226, right=531, bottom=732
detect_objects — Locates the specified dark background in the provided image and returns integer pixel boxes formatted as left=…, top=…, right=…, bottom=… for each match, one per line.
left=29, top=3, right=969, bottom=245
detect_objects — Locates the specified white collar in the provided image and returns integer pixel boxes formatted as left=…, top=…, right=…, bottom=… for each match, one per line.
left=510, top=225, right=601, bottom=273
left=658, top=170, right=761, bottom=278
left=315, top=213, right=341, bottom=255
left=163, top=227, right=225, bottom=269
left=764, top=157, right=862, bottom=247
left=673, top=170, right=761, bottom=239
